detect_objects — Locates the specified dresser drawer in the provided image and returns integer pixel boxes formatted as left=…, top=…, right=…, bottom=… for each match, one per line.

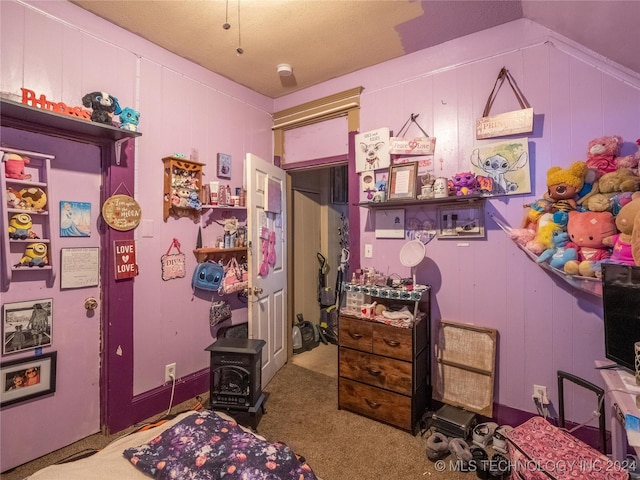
left=339, top=316, right=373, bottom=352
left=339, top=378, right=411, bottom=430
left=372, top=323, right=413, bottom=361
left=339, top=348, right=412, bottom=395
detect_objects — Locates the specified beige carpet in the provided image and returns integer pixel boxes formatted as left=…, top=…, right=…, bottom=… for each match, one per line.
left=291, top=342, right=338, bottom=378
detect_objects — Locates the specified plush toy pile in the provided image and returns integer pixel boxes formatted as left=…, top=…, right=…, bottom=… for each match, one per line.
left=510, top=135, right=640, bottom=276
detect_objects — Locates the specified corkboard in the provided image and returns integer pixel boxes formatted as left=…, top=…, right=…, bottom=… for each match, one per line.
left=433, top=320, right=497, bottom=417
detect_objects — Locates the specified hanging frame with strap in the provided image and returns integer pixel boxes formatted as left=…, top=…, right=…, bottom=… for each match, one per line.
left=389, top=113, right=436, bottom=155
left=161, top=238, right=186, bottom=281
left=476, top=67, right=533, bottom=140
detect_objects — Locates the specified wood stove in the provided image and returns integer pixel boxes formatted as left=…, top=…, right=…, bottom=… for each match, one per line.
left=205, top=338, right=267, bottom=429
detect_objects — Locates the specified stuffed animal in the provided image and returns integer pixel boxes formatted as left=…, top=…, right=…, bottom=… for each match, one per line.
left=451, top=172, right=476, bottom=196
left=586, top=135, right=623, bottom=176
left=8, top=213, right=34, bottom=240
left=632, top=202, right=640, bottom=265
left=119, top=107, right=140, bottom=131
left=19, top=187, right=47, bottom=211
left=81, top=91, right=121, bottom=125
left=563, top=210, right=616, bottom=277
left=583, top=168, right=640, bottom=213
left=536, top=223, right=577, bottom=270
left=6, top=187, right=27, bottom=209
left=543, top=161, right=588, bottom=213
left=3, top=153, right=31, bottom=180
left=187, top=190, right=202, bottom=210
left=602, top=193, right=640, bottom=266
left=15, top=242, right=48, bottom=267
left=525, top=212, right=567, bottom=256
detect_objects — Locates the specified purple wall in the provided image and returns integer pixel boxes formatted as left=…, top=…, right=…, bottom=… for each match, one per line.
left=0, top=0, right=273, bottom=471
left=275, top=18, right=640, bottom=436
left=1, top=0, right=639, bottom=472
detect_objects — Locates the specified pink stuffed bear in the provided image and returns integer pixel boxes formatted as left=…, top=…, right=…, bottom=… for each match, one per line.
left=586, top=135, right=640, bottom=177
left=4, top=153, right=31, bottom=180
left=563, top=210, right=616, bottom=277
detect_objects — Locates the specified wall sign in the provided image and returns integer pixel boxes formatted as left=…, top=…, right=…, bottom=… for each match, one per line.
left=161, top=239, right=186, bottom=281
left=60, top=247, right=99, bottom=289
left=102, top=194, right=141, bottom=231
left=114, top=240, right=137, bottom=280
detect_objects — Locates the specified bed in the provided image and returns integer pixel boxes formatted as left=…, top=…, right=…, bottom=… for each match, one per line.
left=27, top=409, right=318, bottom=480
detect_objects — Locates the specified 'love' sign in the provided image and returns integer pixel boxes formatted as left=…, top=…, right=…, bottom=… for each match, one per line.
left=114, top=240, right=137, bottom=280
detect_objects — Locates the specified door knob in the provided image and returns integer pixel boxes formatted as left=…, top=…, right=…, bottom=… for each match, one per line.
left=84, top=297, right=98, bottom=310
left=252, top=286, right=263, bottom=296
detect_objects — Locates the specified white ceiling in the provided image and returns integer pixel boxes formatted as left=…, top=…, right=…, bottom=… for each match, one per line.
left=71, top=0, right=640, bottom=99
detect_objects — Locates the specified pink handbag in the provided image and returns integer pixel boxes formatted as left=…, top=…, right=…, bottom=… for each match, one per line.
left=221, top=257, right=248, bottom=294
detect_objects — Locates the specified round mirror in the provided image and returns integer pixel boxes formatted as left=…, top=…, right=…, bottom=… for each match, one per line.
left=399, top=239, right=426, bottom=288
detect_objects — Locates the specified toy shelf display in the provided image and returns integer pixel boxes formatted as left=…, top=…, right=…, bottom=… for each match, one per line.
left=489, top=213, right=602, bottom=297
left=0, top=147, right=56, bottom=289
left=162, top=156, right=205, bottom=223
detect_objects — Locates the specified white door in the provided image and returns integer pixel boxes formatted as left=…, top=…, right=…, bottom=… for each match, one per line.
left=246, top=153, right=288, bottom=386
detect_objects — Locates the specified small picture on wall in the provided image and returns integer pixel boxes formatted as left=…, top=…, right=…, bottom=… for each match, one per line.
left=1, top=352, right=57, bottom=408
left=355, top=127, right=391, bottom=173
left=217, top=153, right=232, bottom=179
left=469, top=138, right=530, bottom=196
left=60, top=201, right=91, bottom=237
left=3, top=299, right=53, bottom=355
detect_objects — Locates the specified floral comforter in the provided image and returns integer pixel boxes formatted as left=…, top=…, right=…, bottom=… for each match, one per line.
left=123, top=410, right=317, bottom=480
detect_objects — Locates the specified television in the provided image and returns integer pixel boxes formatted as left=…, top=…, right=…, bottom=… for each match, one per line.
left=601, top=264, right=640, bottom=372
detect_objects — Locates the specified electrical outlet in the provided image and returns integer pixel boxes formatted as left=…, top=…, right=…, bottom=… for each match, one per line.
left=364, top=244, right=373, bottom=258
left=533, top=384, right=549, bottom=404
left=165, top=363, right=176, bottom=383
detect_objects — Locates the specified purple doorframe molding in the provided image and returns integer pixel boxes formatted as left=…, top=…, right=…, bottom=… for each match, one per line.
left=101, top=139, right=207, bottom=433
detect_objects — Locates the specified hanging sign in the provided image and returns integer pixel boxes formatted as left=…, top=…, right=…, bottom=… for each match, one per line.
left=476, top=67, right=533, bottom=140
left=389, top=114, right=436, bottom=155
left=114, top=240, right=137, bottom=280
left=161, top=238, right=186, bottom=281
left=102, top=194, right=141, bottom=231
left=389, top=136, right=436, bottom=155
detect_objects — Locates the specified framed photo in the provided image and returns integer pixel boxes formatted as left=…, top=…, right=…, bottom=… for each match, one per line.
left=1, top=352, right=57, bottom=408
left=59, top=201, right=91, bottom=237
left=388, top=162, right=417, bottom=200
left=3, top=299, right=52, bottom=355
left=330, top=165, right=348, bottom=204
left=60, top=247, right=99, bottom=289
left=217, top=153, right=232, bottom=179
left=375, top=208, right=405, bottom=239
left=436, top=203, right=486, bottom=239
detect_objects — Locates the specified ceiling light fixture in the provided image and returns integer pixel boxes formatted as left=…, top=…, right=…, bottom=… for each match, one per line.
left=222, top=0, right=230, bottom=29
left=236, top=0, right=243, bottom=55
left=277, top=64, right=293, bottom=77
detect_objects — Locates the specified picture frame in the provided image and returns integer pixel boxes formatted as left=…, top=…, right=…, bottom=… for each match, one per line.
left=375, top=208, right=405, bottom=239
left=436, top=203, right=486, bottom=239
left=60, top=247, right=99, bottom=289
left=3, top=299, right=53, bottom=355
left=1, top=352, right=57, bottom=408
left=217, top=153, right=232, bottom=179
left=388, top=162, right=417, bottom=200
left=59, top=201, right=91, bottom=237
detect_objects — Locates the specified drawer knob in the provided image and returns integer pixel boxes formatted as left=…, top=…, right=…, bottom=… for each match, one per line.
left=349, top=332, right=363, bottom=340
left=365, top=399, right=381, bottom=409
left=366, top=367, right=382, bottom=376
left=384, top=339, right=400, bottom=347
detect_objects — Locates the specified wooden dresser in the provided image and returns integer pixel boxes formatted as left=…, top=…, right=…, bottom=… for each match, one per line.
left=338, top=287, right=430, bottom=434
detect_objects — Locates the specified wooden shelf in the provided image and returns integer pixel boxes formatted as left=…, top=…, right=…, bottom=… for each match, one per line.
left=193, top=247, right=247, bottom=263
left=0, top=97, right=142, bottom=143
left=359, top=193, right=487, bottom=209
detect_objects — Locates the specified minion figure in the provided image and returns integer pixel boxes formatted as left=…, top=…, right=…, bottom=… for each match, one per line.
left=16, top=243, right=48, bottom=267
left=8, top=214, right=33, bottom=240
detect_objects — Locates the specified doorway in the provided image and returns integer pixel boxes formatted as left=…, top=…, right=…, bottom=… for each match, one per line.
left=289, top=166, right=348, bottom=377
